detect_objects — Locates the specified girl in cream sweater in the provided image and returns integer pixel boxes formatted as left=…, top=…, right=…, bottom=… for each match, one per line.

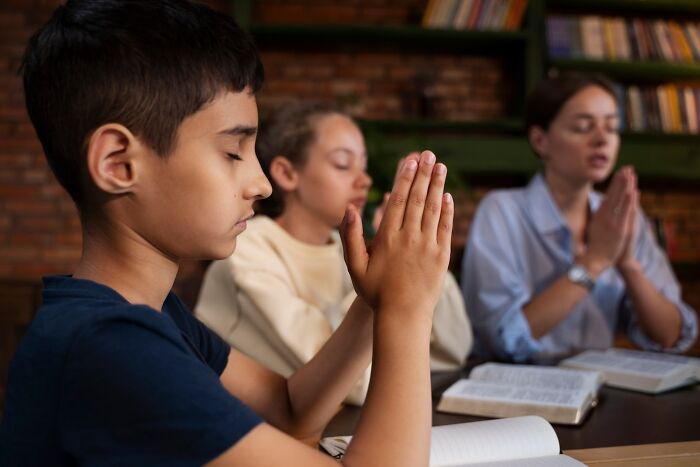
left=195, top=102, right=472, bottom=404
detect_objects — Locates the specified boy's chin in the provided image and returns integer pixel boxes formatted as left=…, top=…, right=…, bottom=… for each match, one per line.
left=205, top=240, right=237, bottom=260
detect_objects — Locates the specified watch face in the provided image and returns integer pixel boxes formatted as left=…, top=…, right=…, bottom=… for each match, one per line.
left=568, top=265, right=593, bottom=290
left=570, top=266, right=584, bottom=281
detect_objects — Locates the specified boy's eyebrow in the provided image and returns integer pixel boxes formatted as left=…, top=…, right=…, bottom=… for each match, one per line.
left=217, top=125, right=258, bottom=137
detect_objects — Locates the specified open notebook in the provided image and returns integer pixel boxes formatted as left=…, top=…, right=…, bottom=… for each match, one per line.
left=560, top=348, right=698, bottom=394
left=436, top=363, right=602, bottom=425
left=320, top=416, right=585, bottom=466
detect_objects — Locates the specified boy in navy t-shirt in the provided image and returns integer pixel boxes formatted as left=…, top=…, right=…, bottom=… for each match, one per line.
left=0, top=1, right=454, bottom=465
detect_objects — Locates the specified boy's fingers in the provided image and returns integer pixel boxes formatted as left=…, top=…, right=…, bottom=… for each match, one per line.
left=339, top=205, right=368, bottom=276
left=403, top=151, right=436, bottom=230
left=436, top=193, right=454, bottom=248
left=394, top=152, right=420, bottom=184
left=421, top=163, right=447, bottom=236
left=380, top=157, right=418, bottom=232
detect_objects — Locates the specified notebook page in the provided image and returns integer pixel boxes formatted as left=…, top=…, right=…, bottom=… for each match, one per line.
left=470, top=363, right=601, bottom=393
left=430, top=416, right=559, bottom=466
left=452, top=454, right=585, bottom=467
left=443, top=379, right=590, bottom=408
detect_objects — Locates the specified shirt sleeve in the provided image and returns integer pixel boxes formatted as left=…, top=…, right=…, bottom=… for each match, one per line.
left=60, top=314, right=262, bottom=466
left=462, top=194, right=542, bottom=362
left=622, top=212, right=698, bottom=352
left=168, top=293, right=231, bottom=375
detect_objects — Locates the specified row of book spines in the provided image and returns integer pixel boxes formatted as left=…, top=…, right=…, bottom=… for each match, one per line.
left=623, top=85, right=700, bottom=134
left=547, top=16, right=700, bottom=63
left=423, top=0, right=528, bottom=31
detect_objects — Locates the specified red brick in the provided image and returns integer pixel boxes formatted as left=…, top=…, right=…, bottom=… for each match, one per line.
left=0, top=185, right=38, bottom=197
left=4, top=200, right=55, bottom=214
left=16, top=217, right=63, bottom=231
left=0, top=246, right=39, bottom=261
left=43, top=247, right=81, bottom=262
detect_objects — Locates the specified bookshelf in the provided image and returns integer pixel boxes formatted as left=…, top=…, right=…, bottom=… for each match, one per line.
left=232, top=0, right=700, bottom=181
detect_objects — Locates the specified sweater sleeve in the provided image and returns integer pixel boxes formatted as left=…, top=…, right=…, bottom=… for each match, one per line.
left=429, top=272, right=472, bottom=370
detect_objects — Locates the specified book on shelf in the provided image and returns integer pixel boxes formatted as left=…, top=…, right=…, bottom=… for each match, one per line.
left=546, top=15, right=700, bottom=64
left=320, top=416, right=585, bottom=466
left=620, top=84, right=700, bottom=134
left=580, top=16, right=605, bottom=60
left=559, top=348, right=698, bottom=394
left=435, top=363, right=602, bottom=425
left=423, top=0, right=528, bottom=31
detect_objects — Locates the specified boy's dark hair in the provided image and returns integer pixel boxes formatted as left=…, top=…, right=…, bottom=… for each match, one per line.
left=525, top=72, right=618, bottom=132
left=255, top=101, right=350, bottom=218
left=22, top=0, right=263, bottom=206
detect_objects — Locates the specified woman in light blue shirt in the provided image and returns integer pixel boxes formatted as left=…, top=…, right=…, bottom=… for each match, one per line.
left=463, top=73, right=697, bottom=362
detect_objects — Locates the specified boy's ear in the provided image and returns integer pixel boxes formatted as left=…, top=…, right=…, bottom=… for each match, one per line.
left=269, top=156, right=299, bottom=191
left=528, top=126, right=548, bottom=161
left=85, top=124, right=142, bottom=194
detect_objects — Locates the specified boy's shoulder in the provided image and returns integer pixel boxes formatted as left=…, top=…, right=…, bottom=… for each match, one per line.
left=16, top=276, right=195, bottom=370
left=33, top=276, right=174, bottom=335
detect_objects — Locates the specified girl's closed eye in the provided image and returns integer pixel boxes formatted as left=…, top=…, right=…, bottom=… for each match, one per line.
left=572, top=120, right=593, bottom=133
left=226, top=153, right=242, bottom=161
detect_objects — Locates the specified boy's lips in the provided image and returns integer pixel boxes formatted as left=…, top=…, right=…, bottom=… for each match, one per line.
left=235, top=211, right=255, bottom=227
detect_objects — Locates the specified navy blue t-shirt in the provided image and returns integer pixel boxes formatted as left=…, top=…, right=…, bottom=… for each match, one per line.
left=0, top=276, right=262, bottom=466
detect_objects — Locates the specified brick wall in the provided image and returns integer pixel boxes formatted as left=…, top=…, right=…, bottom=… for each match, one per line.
left=1, top=0, right=699, bottom=326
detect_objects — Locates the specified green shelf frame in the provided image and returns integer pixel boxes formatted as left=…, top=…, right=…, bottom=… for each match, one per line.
left=549, top=59, right=700, bottom=82
left=547, top=0, right=700, bottom=15
left=249, top=24, right=528, bottom=51
left=359, top=118, right=525, bottom=134
left=363, top=132, right=700, bottom=181
left=234, top=0, right=700, bottom=183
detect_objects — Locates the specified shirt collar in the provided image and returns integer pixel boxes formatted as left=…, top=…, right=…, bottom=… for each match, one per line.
left=524, top=172, right=603, bottom=235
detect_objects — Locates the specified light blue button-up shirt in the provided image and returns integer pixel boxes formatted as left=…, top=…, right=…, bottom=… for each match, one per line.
left=462, top=173, right=697, bottom=362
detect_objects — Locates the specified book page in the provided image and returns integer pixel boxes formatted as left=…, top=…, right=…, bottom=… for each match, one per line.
left=606, top=348, right=700, bottom=379
left=469, top=363, right=601, bottom=394
left=442, top=379, right=590, bottom=409
left=429, top=416, right=560, bottom=466
left=562, top=350, right=687, bottom=377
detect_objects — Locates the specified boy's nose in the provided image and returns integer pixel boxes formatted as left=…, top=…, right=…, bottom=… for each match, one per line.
left=254, top=174, right=273, bottom=200
left=246, top=156, right=273, bottom=200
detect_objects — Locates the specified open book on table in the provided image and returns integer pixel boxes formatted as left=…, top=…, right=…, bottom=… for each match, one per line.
left=320, top=416, right=585, bottom=466
left=559, top=348, right=698, bottom=394
left=436, top=363, right=602, bottom=425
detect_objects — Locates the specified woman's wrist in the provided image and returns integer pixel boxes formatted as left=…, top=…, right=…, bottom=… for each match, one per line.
left=578, top=254, right=611, bottom=280
left=617, top=257, right=643, bottom=278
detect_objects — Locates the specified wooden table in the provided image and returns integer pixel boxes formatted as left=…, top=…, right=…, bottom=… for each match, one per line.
left=323, top=370, right=700, bottom=451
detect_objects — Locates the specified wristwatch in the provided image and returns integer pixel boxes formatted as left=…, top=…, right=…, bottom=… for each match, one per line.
left=567, top=264, right=595, bottom=291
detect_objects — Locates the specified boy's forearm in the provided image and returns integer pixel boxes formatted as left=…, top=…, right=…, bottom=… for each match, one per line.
left=284, top=297, right=373, bottom=438
left=343, top=309, right=433, bottom=467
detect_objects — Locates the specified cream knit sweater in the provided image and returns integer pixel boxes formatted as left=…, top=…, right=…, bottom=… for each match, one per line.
left=195, top=216, right=472, bottom=405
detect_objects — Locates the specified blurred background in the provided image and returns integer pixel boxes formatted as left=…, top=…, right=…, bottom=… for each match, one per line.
left=2, top=0, right=700, bottom=407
